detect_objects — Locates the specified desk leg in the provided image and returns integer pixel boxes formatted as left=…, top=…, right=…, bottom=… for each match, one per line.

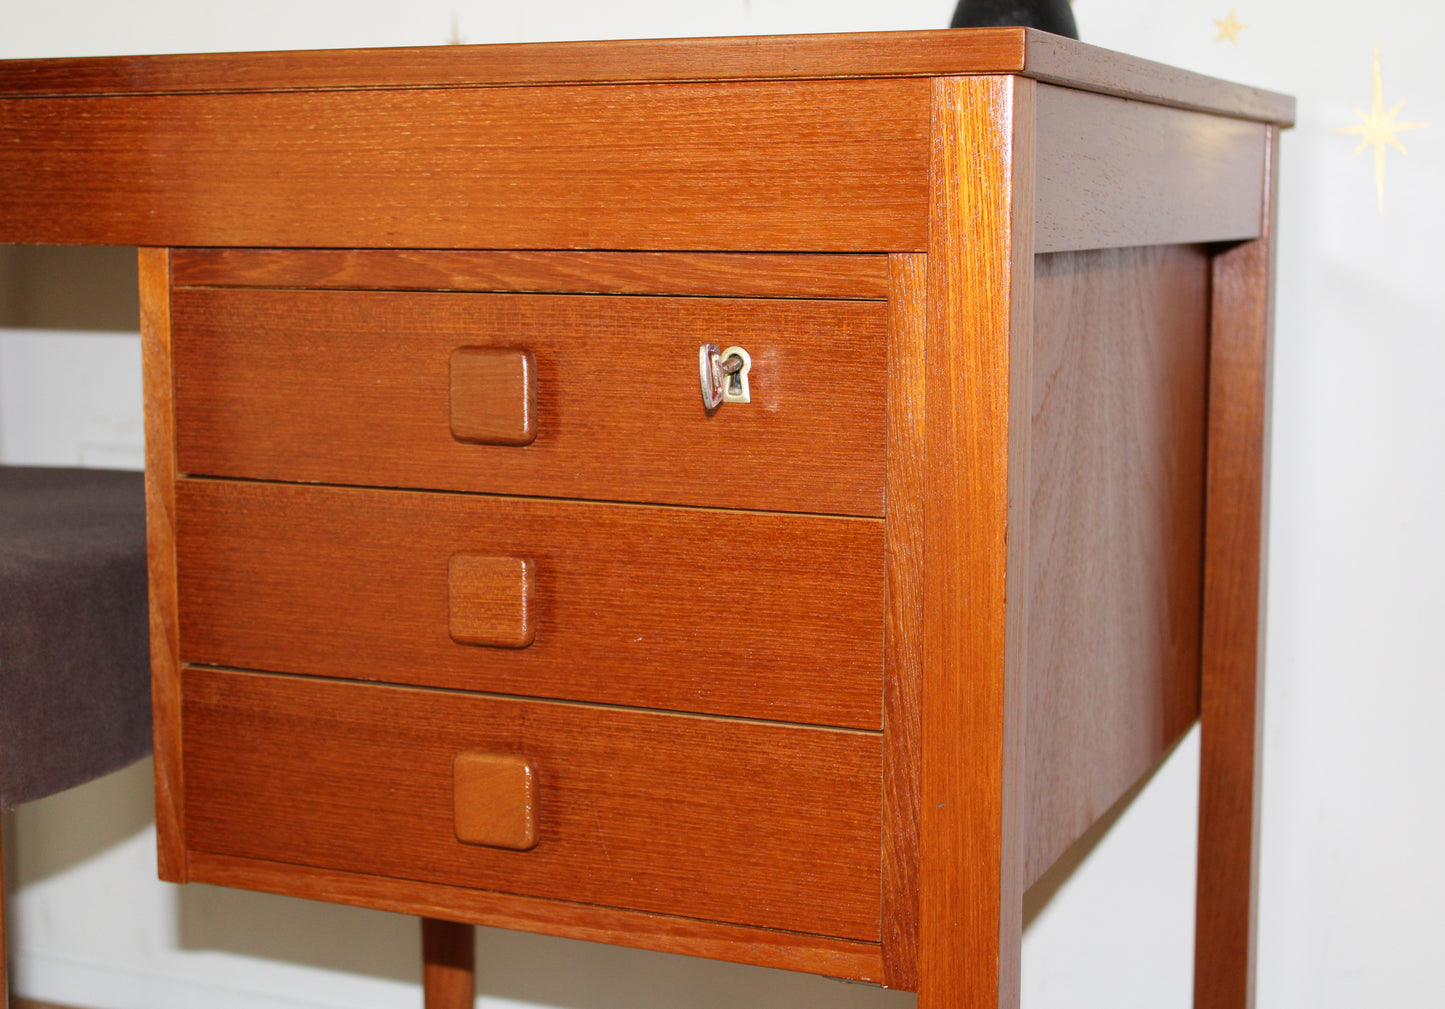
left=1195, top=125, right=1279, bottom=1009
left=422, top=917, right=475, bottom=1009
left=918, top=74, right=1034, bottom=1009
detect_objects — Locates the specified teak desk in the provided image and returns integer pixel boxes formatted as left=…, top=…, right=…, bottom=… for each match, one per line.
left=0, top=28, right=1292, bottom=1009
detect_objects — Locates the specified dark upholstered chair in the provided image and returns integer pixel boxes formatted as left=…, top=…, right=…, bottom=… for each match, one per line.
left=0, top=466, right=152, bottom=1008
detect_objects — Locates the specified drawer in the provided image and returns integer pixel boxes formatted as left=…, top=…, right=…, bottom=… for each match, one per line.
left=171, top=288, right=887, bottom=516
left=181, top=667, right=883, bottom=942
left=175, top=479, right=885, bottom=729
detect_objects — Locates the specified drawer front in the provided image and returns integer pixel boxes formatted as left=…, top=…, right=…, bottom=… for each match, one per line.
left=175, top=479, right=885, bottom=729
left=181, top=668, right=883, bottom=942
left=171, top=288, right=887, bottom=516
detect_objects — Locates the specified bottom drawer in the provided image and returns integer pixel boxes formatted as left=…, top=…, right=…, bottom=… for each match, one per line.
left=181, top=668, right=883, bottom=941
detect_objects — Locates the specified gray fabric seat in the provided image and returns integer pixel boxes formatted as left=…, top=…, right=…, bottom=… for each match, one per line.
left=0, top=466, right=151, bottom=811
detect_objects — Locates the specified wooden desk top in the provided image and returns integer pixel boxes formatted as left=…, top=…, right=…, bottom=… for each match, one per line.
left=0, top=27, right=1293, bottom=124
left=0, top=29, right=1289, bottom=252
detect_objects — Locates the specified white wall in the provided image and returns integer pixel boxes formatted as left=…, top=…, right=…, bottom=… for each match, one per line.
left=2, top=1, right=1442, bottom=1006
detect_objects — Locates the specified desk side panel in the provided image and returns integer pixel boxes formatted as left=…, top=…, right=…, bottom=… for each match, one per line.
left=1024, top=244, right=1208, bottom=883
left=0, top=79, right=928, bottom=252
left=1034, top=83, right=1267, bottom=254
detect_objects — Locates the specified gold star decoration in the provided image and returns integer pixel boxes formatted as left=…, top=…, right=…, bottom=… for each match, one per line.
left=1213, top=10, right=1247, bottom=45
left=1335, top=42, right=1428, bottom=213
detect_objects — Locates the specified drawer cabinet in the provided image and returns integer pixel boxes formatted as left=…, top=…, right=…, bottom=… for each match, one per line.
left=0, top=26, right=1290, bottom=1009
left=156, top=247, right=901, bottom=981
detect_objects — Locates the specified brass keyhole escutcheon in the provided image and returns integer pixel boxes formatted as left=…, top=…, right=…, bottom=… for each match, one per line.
left=699, top=344, right=752, bottom=410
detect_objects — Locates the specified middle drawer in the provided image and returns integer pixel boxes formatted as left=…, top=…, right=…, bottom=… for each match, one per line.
left=176, top=479, right=885, bottom=729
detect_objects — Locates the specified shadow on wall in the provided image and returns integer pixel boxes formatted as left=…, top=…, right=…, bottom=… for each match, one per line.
left=11, top=759, right=154, bottom=886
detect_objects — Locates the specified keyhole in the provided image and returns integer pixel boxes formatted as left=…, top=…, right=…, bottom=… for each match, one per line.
left=726, top=363, right=744, bottom=396
left=720, top=346, right=751, bottom=404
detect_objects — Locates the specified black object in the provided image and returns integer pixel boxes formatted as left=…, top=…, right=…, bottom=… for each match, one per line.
left=950, top=0, right=1079, bottom=39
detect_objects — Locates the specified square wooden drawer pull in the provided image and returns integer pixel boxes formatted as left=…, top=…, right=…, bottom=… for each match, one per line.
left=453, top=752, right=537, bottom=851
left=448, top=554, right=535, bottom=648
left=449, top=347, right=537, bottom=446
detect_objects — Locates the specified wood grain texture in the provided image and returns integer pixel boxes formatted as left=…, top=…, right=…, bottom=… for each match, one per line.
left=0, top=29, right=1029, bottom=95
left=170, top=249, right=891, bottom=301
left=422, top=919, right=475, bottom=1009
left=448, top=555, right=536, bottom=650
left=139, top=247, right=186, bottom=884
left=170, top=288, right=887, bottom=516
left=0, top=29, right=1292, bottom=125
left=453, top=753, right=537, bottom=851
left=880, top=252, right=926, bottom=992
left=175, top=479, right=884, bottom=729
left=0, top=80, right=928, bottom=252
left=181, top=668, right=883, bottom=942
left=1024, top=245, right=1208, bottom=884
left=918, top=75, right=1033, bottom=1009
left=1195, top=126, right=1279, bottom=1009
left=188, top=850, right=885, bottom=981
left=1035, top=84, right=1267, bottom=253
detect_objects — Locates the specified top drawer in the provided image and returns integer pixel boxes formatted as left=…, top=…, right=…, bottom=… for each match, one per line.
left=171, top=288, right=886, bottom=515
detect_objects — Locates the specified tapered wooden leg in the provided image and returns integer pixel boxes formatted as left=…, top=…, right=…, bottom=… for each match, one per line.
left=421, top=917, right=474, bottom=1009
left=1195, top=127, right=1279, bottom=1009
